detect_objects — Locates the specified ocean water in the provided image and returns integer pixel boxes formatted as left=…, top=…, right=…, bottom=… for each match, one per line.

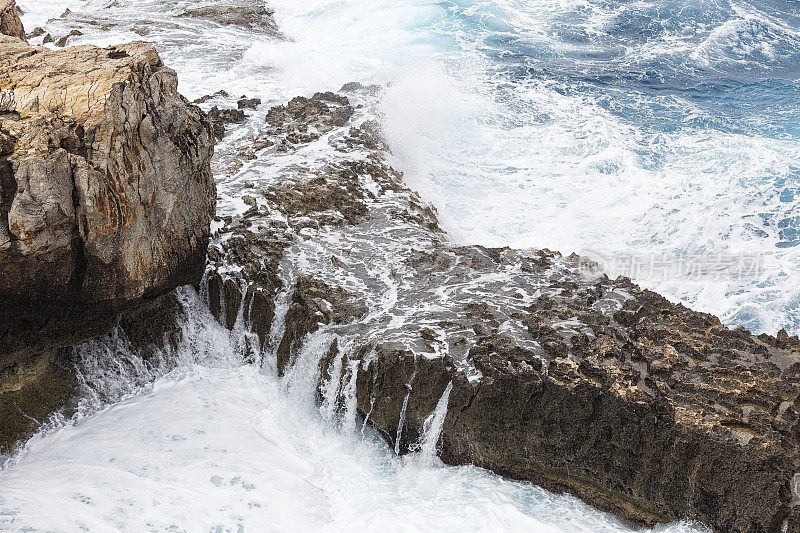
left=18, top=0, right=800, bottom=335
left=251, top=0, right=800, bottom=336
left=2, top=0, right=797, bottom=531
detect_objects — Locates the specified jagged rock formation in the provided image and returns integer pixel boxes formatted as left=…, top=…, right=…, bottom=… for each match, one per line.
left=193, top=93, right=261, bottom=140
left=207, top=86, right=800, bottom=533
left=0, top=31, right=215, bottom=450
left=178, top=1, right=279, bottom=35
left=0, top=0, right=24, bottom=40
left=208, top=106, right=245, bottom=140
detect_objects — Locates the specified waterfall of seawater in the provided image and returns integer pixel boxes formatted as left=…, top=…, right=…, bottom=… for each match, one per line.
left=418, top=381, right=453, bottom=461
left=0, top=286, right=706, bottom=532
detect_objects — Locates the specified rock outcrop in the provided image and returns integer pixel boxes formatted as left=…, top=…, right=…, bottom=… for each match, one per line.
left=0, top=0, right=24, bottom=40
left=0, top=31, right=215, bottom=450
left=206, top=86, right=800, bottom=533
left=178, top=1, right=279, bottom=35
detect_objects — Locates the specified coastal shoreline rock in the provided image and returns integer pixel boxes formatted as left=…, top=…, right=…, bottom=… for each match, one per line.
left=207, top=87, right=800, bottom=533
left=0, top=291, right=184, bottom=454
left=0, top=23, right=215, bottom=451
left=178, top=2, right=279, bottom=34
left=2, top=2, right=796, bottom=527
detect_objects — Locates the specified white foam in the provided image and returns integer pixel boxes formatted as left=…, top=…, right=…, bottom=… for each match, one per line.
left=0, top=361, right=705, bottom=533
left=418, top=381, right=453, bottom=460
left=374, top=0, right=800, bottom=335
left=1, top=1, right=787, bottom=530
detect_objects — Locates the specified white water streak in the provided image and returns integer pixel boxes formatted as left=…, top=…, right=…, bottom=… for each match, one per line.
left=341, top=359, right=360, bottom=432
left=320, top=350, right=344, bottom=421
left=394, top=389, right=411, bottom=455
left=420, top=381, right=453, bottom=460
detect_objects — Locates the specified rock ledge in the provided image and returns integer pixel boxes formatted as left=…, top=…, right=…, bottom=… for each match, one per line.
left=208, top=87, right=800, bottom=533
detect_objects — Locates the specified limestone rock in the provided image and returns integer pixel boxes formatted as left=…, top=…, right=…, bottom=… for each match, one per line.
left=0, top=37, right=215, bottom=433
left=266, top=92, right=355, bottom=147
left=208, top=105, right=245, bottom=140
left=237, top=96, right=261, bottom=110
left=0, top=291, right=184, bottom=454
left=178, top=2, right=279, bottom=34
left=276, top=276, right=367, bottom=373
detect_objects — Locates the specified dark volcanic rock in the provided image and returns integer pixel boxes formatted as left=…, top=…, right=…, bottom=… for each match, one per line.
left=208, top=106, right=245, bottom=140
left=208, top=88, right=800, bottom=532
left=178, top=2, right=279, bottom=34
left=0, top=37, right=215, bottom=450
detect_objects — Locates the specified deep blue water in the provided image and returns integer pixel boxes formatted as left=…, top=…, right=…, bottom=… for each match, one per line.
left=384, top=0, right=800, bottom=334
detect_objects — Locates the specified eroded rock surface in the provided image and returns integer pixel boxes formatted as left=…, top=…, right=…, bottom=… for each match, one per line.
left=265, top=92, right=355, bottom=148
left=0, top=35, right=215, bottom=449
left=0, top=0, right=24, bottom=40
left=208, top=105, right=245, bottom=140
left=178, top=2, right=279, bottom=35
left=207, top=86, right=800, bottom=533
left=0, top=290, right=184, bottom=454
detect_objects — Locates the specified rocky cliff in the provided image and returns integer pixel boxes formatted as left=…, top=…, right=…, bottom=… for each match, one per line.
left=206, top=87, right=800, bottom=533
left=0, top=18, right=215, bottom=451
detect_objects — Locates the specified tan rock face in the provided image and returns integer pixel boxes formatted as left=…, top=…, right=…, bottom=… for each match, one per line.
left=0, top=0, right=24, bottom=40
left=0, top=36, right=215, bottom=363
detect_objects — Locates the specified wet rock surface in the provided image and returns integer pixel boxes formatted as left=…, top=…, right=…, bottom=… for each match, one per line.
left=0, top=291, right=184, bottom=454
left=0, top=33, right=215, bottom=450
left=54, top=29, right=82, bottom=47
left=197, top=93, right=262, bottom=140
left=265, top=92, right=355, bottom=148
left=0, top=346, right=75, bottom=454
left=208, top=86, right=800, bottom=533
left=237, top=96, right=261, bottom=110
left=208, top=105, right=245, bottom=140
left=178, top=2, right=279, bottom=35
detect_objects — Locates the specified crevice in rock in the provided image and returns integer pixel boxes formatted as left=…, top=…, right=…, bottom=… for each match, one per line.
left=0, top=151, right=16, bottom=247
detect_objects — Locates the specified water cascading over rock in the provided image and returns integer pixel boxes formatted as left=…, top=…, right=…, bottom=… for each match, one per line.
left=2, top=1, right=799, bottom=530
left=205, top=85, right=800, bottom=533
